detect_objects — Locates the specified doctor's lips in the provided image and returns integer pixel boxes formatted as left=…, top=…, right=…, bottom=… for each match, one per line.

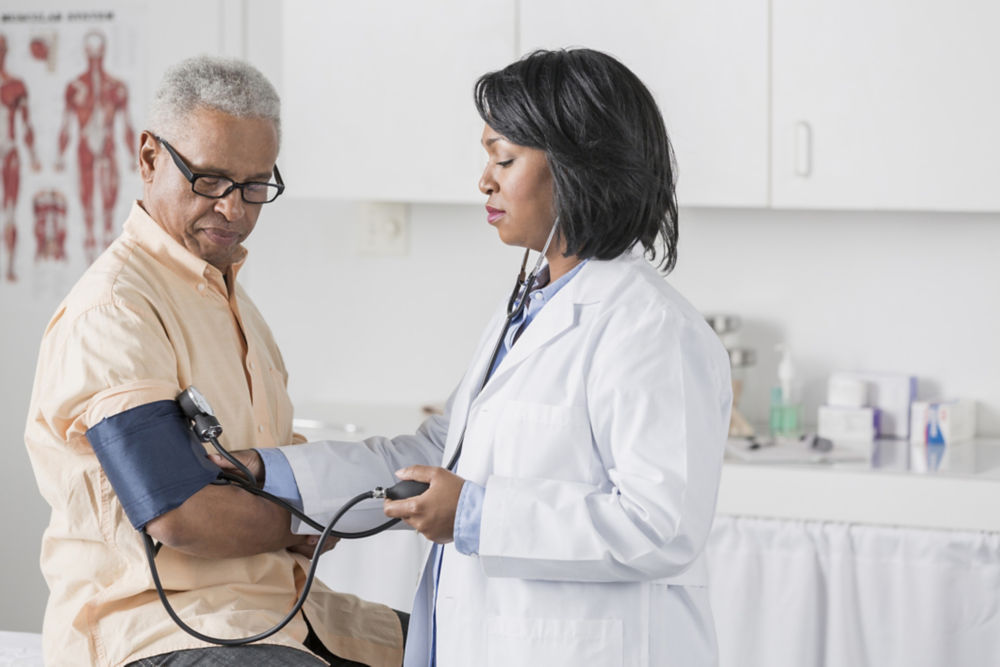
left=486, top=206, right=505, bottom=223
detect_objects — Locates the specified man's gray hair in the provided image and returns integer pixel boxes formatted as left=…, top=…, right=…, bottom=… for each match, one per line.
left=148, top=55, right=281, bottom=145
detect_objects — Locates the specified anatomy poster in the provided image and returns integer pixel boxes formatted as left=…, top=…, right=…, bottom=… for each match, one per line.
left=0, top=3, right=144, bottom=294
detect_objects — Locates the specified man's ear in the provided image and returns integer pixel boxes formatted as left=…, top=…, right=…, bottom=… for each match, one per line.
left=138, top=131, right=158, bottom=183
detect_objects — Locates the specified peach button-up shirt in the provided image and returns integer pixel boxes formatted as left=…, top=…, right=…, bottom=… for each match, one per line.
left=25, top=202, right=402, bottom=667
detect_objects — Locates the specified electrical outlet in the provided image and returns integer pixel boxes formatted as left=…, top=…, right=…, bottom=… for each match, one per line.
left=356, top=202, right=409, bottom=257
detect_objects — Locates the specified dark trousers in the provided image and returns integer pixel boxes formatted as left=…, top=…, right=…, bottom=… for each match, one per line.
left=128, top=610, right=410, bottom=667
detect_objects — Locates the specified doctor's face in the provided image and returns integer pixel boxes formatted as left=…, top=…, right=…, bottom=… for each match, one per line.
left=478, top=124, right=556, bottom=252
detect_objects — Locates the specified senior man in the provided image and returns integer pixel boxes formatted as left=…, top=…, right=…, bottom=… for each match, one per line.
left=25, top=57, right=403, bottom=667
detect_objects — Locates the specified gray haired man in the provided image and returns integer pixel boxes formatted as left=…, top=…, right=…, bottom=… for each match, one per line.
left=25, top=56, right=405, bottom=667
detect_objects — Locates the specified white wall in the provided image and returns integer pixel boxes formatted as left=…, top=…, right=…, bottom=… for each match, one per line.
left=243, top=202, right=1000, bottom=437
left=2, top=0, right=999, bottom=636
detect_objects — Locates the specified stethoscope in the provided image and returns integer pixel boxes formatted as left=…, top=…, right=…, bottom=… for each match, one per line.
left=446, top=217, right=560, bottom=470
left=487, top=220, right=559, bottom=388
left=144, top=219, right=561, bottom=647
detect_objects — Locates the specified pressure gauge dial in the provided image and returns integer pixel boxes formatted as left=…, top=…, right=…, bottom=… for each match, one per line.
left=177, top=386, right=215, bottom=418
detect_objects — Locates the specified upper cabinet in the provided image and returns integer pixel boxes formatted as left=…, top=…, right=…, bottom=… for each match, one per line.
left=520, top=0, right=770, bottom=208
left=271, top=0, right=767, bottom=207
left=771, top=0, right=1000, bottom=212
left=264, top=0, right=1000, bottom=212
left=275, top=1, right=515, bottom=203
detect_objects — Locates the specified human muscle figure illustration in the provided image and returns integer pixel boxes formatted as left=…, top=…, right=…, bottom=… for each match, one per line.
left=0, top=33, right=42, bottom=282
left=33, top=189, right=68, bottom=262
left=56, top=29, right=135, bottom=263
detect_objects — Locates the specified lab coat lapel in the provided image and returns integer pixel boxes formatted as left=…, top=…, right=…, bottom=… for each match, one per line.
left=482, top=258, right=615, bottom=391
left=491, top=295, right=577, bottom=379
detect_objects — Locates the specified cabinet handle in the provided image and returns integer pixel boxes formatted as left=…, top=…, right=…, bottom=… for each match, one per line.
left=794, top=121, right=813, bottom=178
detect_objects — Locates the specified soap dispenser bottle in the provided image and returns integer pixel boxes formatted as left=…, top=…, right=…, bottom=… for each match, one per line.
left=770, top=344, right=802, bottom=438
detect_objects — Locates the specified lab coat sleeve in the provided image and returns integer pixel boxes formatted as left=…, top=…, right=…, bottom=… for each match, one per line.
left=280, top=403, right=451, bottom=534
left=478, top=307, right=732, bottom=582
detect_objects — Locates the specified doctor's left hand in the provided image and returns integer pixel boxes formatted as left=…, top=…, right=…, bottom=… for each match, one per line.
left=383, top=465, right=464, bottom=544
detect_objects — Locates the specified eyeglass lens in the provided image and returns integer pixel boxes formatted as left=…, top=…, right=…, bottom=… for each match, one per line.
left=191, top=176, right=280, bottom=204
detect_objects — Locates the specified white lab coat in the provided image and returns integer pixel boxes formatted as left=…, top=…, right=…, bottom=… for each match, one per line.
left=283, top=252, right=732, bottom=666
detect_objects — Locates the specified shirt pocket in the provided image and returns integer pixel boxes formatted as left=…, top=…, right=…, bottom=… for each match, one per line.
left=490, top=400, right=597, bottom=483
left=486, top=615, right=623, bottom=667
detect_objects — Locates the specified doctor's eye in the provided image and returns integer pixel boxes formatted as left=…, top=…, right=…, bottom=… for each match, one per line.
left=497, top=159, right=514, bottom=168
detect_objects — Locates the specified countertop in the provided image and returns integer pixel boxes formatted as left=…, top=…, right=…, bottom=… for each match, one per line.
left=292, top=401, right=1000, bottom=533
left=718, top=438, right=1000, bottom=532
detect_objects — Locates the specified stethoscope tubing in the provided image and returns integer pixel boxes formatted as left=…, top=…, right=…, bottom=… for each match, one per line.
left=447, top=219, right=557, bottom=470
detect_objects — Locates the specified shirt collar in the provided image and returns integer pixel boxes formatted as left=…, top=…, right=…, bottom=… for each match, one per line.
left=513, top=259, right=588, bottom=319
left=123, top=201, right=247, bottom=289
left=529, top=259, right=587, bottom=302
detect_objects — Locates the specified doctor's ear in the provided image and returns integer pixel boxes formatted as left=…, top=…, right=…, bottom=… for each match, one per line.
left=138, top=131, right=159, bottom=183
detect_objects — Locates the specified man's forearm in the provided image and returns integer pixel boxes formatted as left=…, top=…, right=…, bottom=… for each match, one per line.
left=145, top=482, right=304, bottom=559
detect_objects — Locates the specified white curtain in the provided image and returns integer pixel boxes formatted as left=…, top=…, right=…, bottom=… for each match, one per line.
left=705, top=515, right=1000, bottom=667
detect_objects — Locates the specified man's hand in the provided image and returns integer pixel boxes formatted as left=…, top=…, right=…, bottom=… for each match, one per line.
left=207, top=449, right=338, bottom=558
left=209, top=449, right=263, bottom=484
left=382, top=465, right=465, bottom=544
left=287, top=533, right=339, bottom=557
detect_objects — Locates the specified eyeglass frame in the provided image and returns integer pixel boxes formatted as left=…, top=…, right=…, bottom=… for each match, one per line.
left=152, top=134, right=285, bottom=204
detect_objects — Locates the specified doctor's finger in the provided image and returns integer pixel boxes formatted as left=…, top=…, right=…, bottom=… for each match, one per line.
left=213, top=449, right=263, bottom=477
left=382, top=498, right=419, bottom=522
left=394, top=465, right=436, bottom=482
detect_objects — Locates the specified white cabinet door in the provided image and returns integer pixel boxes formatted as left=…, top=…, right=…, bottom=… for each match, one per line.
left=519, top=0, right=770, bottom=208
left=772, top=0, right=1000, bottom=212
left=279, top=1, right=515, bottom=203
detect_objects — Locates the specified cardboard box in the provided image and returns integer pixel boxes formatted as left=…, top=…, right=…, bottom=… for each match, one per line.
left=909, top=399, right=977, bottom=472
left=834, top=372, right=916, bottom=439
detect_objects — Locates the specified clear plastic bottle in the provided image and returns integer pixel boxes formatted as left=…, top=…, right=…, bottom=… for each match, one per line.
left=770, top=345, right=802, bottom=438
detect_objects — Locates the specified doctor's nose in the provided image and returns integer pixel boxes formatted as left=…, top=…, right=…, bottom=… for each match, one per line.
left=479, top=168, right=496, bottom=196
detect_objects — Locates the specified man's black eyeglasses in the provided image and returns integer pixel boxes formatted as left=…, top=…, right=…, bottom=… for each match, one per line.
left=154, top=134, right=285, bottom=204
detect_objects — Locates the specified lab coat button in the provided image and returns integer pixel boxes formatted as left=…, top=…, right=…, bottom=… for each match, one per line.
left=258, top=424, right=264, bottom=433
left=197, top=283, right=206, bottom=292
left=248, top=361, right=255, bottom=370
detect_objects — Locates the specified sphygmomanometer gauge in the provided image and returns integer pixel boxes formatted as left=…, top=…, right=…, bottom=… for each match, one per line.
left=176, top=386, right=223, bottom=441
left=178, top=386, right=214, bottom=419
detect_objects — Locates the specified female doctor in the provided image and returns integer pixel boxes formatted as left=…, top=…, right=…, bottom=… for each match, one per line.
left=242, top=48, right=732, bottom=666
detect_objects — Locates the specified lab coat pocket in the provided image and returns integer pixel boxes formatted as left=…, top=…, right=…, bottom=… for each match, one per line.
left=492, top=401, right=594, bottom=482
left=486, top=615, right=623, bottom=667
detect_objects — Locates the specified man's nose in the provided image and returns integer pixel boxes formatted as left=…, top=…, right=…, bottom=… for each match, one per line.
left=214, top=188, right=245, bottom=221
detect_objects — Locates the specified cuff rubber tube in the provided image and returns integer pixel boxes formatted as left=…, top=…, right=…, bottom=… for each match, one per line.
left=86, top=400, right=221, bottom=530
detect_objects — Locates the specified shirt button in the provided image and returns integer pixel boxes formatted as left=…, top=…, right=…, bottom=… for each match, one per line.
left=258, top=425, right=264, bottom=433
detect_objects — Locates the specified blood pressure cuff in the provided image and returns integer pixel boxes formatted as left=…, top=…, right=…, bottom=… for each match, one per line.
left=86, top=400, right=221, bottom=530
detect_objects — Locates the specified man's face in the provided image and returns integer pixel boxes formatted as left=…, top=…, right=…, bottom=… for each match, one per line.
left=139, top=107, right=279, bottom=272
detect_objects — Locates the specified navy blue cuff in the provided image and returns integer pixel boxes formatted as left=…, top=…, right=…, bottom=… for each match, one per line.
left=86, top=400, right=220, bottom=530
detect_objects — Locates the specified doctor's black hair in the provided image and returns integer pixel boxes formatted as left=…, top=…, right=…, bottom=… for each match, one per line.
left=474, top=48, right=678, bottom=273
